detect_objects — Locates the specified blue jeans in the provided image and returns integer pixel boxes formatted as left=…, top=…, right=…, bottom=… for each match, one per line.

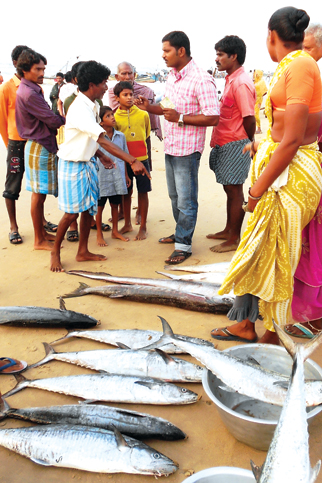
left=165, top=152, right=201, bottom=252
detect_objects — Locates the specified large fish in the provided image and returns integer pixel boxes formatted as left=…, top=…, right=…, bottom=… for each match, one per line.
left=163, top=261, right=230, bottom=273
left=251, top=323, right=322, bottom=482
left=50, top=327, right=214, bottom=354
left=66, top=269, right=221, bottom=298
left=29, top=342, right=204, bottom=383
left=0, top=396, right=186, bottom=440
left=0, top=298, right=98, bottom=328
left=4, top=373, right=199, bottom=405
left=0, top=424, right=178, bottom=475
left=141, top=317, right=322, bottom=407
left=61, top=282, right=234, bottom=314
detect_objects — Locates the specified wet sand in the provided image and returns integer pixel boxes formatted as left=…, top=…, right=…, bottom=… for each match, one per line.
left=1, top=114, right=322, bottom=483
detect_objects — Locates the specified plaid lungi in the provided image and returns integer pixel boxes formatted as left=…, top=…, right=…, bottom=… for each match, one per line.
left=25, top=140, right=58, bottom=196
left=209, top=138, right=251, bottom=185
left=58, top=157, right=99, bottom=216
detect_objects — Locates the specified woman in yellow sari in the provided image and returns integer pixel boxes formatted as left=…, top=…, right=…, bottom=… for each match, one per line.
left=211, top=6, right=322, bottom=345
left=253, top=70, right=267, bottom=134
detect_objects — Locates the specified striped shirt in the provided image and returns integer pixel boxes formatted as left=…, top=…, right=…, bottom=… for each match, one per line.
left=164, top=59, right=219, bottom=156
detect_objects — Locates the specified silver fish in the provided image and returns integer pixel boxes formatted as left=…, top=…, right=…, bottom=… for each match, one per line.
left=61, top=282, right=234, bottom=314
left=50, top=327, right=214, bottom=354
left=0, top=424, right=178, bottom=475
left=157, top=270, right=227, bottom=285
left=251, top=323, right=322, bottom=482
left=29, top=342, right=204, bottom=383
left=141, top=317, right=322, bottom=407
left=163, top=261, right=231, bottom=273
left=4, top=373, right=199, bottom=405
left=0, top=396, right=186, bottom=440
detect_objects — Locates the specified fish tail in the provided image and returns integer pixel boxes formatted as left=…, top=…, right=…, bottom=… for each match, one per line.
left=274, top=320, right=322, bottom=362
left=28, top=342, right=56, bottom=369
left=2, top=374, right=29, bottom=398
left=61, top=282, right=90, bottom=299
left=0, top=393, right=10, bottom=420
left=48, top=331, right=73, bottom=345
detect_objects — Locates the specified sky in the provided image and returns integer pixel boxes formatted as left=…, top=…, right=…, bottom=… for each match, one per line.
left=1, top=0, right=321, bottom=79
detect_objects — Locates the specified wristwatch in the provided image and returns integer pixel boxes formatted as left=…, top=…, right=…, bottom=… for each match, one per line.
left=178, top=114, right=184, bottom=127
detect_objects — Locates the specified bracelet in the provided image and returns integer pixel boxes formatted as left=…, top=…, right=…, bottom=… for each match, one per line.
left=248, top=187, right=262, bottom=200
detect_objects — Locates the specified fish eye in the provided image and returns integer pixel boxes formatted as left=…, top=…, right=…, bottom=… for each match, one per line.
left=153, top=453, right=161, bottom=459
left=181, top=388, right=187, bottom=393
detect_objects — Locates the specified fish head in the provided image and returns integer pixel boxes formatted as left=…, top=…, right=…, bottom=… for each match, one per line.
left=129, top=441, right=178, bottom=476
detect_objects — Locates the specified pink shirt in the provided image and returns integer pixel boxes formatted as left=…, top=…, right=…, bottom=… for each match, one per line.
left=164, top=59, right=219, bottom=156
left=211, top=66, right=256, bottom=147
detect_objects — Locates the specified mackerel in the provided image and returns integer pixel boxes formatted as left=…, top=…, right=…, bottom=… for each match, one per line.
left=29, top=343, right=204, bottom=382
left=0, top=424, right=178, bottom=475
left=0, top=397, right=186, bottom=440
left=4, top=373, right=199, bottom=405
left=251, top=323, right=322, bottom=482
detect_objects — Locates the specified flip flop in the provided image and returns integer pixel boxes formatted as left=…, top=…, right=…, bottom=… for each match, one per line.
left=165, top=250, right=192, bottom=265
left=9, top=231, right=22, bottom=244
left=283, top=323, right=319, bottom=339
left=159, top=234, right=175, bottom=244
left=44, top=221, right=58, bottom=233
left=0, top=357, right=27, bottom=374
left=211, top=327, right=258, bottom=343
left=91, top=223, right=111, bottom=232
left=66, top=230, right=79, bottom=242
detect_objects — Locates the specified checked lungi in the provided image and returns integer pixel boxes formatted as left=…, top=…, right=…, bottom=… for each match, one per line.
left=58, top=157, right=99, bottom=216
left=25, top=140, right=58, bottom=196
left=209, top=138, right=251, bottom=185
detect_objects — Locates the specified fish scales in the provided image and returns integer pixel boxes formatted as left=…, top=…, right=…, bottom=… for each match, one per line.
left=0, top=425, right=178, bottom=475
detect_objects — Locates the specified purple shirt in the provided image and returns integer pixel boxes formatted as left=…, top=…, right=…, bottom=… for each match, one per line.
left=15, top=78, right=65, bottom=153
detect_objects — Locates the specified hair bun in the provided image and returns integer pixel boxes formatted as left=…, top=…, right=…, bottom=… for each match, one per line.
left=289, top=9, right=310, bottom=32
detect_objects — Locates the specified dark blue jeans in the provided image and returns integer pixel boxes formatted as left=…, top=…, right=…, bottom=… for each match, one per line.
left=165, top=152, right=201, bottom=252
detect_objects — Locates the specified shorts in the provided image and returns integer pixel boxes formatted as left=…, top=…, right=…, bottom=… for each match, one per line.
left=3, top=139, right=26, bottom=200
left=209, top=138, right=251, bottom=185
left=126, top=159, right=151, bottom=193
left=98, top=194, right=122, bottom=207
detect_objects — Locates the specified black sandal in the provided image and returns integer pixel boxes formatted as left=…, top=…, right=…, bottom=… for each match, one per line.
left=66, top=230, right=79, bottom=242
left=165, top=250, right=192, bottom=265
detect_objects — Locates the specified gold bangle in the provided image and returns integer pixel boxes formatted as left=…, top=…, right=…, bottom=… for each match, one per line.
left=248, top=187, right=262, bottom=200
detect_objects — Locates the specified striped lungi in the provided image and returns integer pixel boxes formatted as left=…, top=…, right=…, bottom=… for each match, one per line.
left=209, top=138, right=251, bottom=185
left=25, top=140, right=58, bottom=196
left=58, top=157, right=99, bottom=216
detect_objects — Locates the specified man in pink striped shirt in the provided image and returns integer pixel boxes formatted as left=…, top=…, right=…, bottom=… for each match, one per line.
left=137, top=31, right=219, bottom=264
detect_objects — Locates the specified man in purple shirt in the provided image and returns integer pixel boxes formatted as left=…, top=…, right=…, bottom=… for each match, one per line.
left=15, top=49, right=65, bottom=251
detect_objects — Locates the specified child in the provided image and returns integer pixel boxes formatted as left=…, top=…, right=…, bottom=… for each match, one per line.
left=96, top=106, right=130, bottom=246
left=114, top=81, right=151, bottom=241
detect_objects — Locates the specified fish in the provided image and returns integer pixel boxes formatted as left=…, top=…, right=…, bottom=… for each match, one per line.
left=140, top=317, right=322, bottom=407
left=50, top=327, right=214, bottom=354
left=29, top=342, right=204, bottom=383
left=0, top=396, right=186, bottom=441
left=67, top=269, right=224, bottom=298
left=0, top=424, right=178, bottom=475
left=156, top=270, right=227, bottom=286
left=0, top=298, right=98, bottom=328
left=250, top=322, right=322, bottom=482
left=163, top=261, right=231, bottom=273
left=3, top=373, right=199, bottom=405
left=61, top=282, right=234, bottom=314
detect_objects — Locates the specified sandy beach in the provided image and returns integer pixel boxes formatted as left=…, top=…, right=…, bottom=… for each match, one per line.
left=1, top=112, right=322, bottom=483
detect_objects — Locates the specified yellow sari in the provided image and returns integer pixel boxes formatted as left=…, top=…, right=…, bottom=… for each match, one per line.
left=218, top=51, right=322, bottom=331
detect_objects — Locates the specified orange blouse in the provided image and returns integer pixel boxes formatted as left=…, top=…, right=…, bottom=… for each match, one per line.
left=270, top=55, right=321, bottom=113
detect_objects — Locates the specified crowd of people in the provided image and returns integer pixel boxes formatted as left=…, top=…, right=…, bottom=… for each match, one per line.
left=0, top=6, right=322, bottom=349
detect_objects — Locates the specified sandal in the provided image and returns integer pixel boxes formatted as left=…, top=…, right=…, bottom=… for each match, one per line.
left=66, top=230, right=79, bottom=242
left=91, top=223, right=111, bottom=232
left=165, top=250, right=192, bottom=265
left=284, top=322, right=322, bottom=339
left=0, top=357, right=27, bottom=374
left=159, top=234, right=175, bottom=244
left=9, top=231, right=22, bottom=244
left=44, top=221, right=58, bottom=233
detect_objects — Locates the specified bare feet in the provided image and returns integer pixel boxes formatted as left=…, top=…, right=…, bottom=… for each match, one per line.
left=96, top=235, right=108, bottom=247
left=134, top=228, right=147, bottom=241
left=120, top=224, right=133, bottom=235
left=210, top=239, right=239, bottom=253
left=211, top=320, right=257, bottom=342
left=50, top=252, right=64, bottom=272
left=34, top=239, right=55, bottom=251
left=206, top=230, right=229, bottom=240
left=112, top=231, right=130, bottom=242
left=76, top=251, right=107, bottom=262
left=135, top=209, right=141, bottom=225
left=108, top=213, right=124, bottom=222
left=258, top=329, right=280, bottom=345
left=45, top=232, right=56, bottom=242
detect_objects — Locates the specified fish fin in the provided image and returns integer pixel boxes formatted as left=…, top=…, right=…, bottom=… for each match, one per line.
left=135, top=381, right=157, bottom=390
left=273, top=320, right=297, bottom=359
left=273, top=380, right=288, bottom=389
left=0, top=393, right=10, bottom=420
left=155, top=348, right=176, bottom=364
left=59, top=297, right=66, bottom=311
left=60, top=282, right=90, bottom=299
left=310, top=460, right=321, bottom=482
left=111, top=425, right=129, bottom=451
left=48, top=331, right=71, bottom=345
left=30, top=457, right=51, bottom=466
left=250, top=460, right=262, bottom=481
left=302, top=331, right=322, bottom=361
left=116, top=342, right=131, bottom=350
left=2, top=374, right=29, bottom=398
left=43, top=342, right=56, bottom=356
left=27, top=342, right=56, bottom=370
left=245, top=356, right=260, bottom=365
left=133, top=316, right=174, bottom=351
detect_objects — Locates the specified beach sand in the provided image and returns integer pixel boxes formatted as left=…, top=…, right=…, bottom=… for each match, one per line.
left=1, top=113, right=322, bottom=482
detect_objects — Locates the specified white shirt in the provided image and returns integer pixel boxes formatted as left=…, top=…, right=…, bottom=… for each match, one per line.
left=58, top=83, right=77, bottom=104
left=57, top=92, right=104, bottom=162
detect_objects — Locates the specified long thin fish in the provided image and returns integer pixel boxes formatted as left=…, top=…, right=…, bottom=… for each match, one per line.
left=29, top=343, right=204, bottom=382
left=0, top=298, right=98, bottom=328
left=140, top=317, right=322, bottom=407
left=157, top=270, right=227, bottom=285
left=61, top=282, right=234, bottom=314
left=50, top=327, right=214, bottom=354
left=251, top=323, right=322, bottom=482
left=163, top=261, right=231, bottom=273
left=66, top=269, right=223, bottom=298
left=0, top=396, right=186, bottom=440
left=4, top=373, right=199, bottom=405
left=0, top=425, right=178, bottom=475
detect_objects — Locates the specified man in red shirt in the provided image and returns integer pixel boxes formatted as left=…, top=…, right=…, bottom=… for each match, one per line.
left=208, top=36, right=256, bottom=253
